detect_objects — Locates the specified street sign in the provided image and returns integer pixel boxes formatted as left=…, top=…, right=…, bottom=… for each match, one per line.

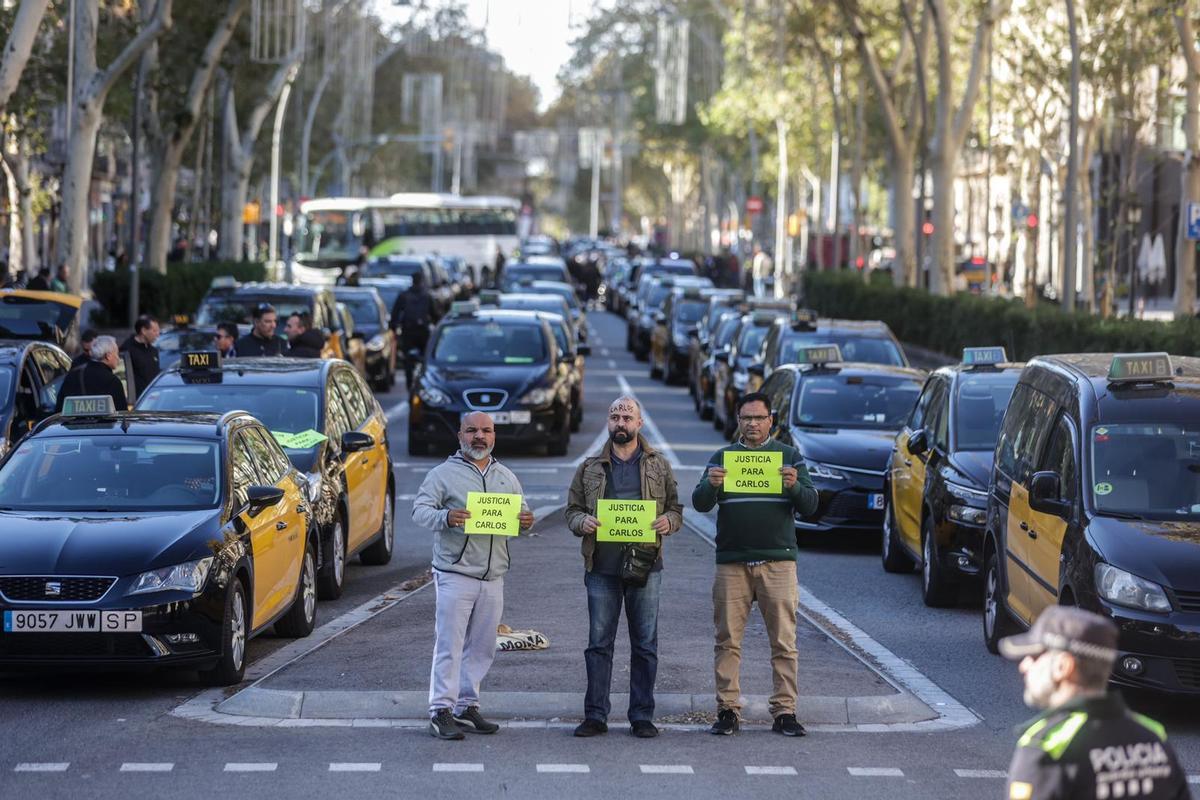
left=746, top=196, right=764, bottom=214
left=1187, top=202, right=1200, bottom=241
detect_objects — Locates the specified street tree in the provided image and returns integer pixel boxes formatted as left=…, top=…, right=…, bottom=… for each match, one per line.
left=0, top=0, right=51, bottom=118
left=1174, top=0, right=1199, bottom=317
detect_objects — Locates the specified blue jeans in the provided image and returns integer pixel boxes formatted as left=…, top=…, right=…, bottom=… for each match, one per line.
left=583, top=569, right=662, bottom=723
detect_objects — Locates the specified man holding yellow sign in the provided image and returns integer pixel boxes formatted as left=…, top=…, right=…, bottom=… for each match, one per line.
left=566, top=395, right=682, bottom=739
left=413, top=411, right=534, bottom=740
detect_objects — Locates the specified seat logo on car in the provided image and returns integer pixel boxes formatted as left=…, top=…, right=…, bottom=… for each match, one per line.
left=44, top=581, right=62, bottom=597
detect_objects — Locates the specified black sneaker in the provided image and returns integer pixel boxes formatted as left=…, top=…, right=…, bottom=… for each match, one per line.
left=454, top=706, right=499, bottom=734
left=772, top=713, right=807, bottom=737
left=710, top=709, right=739, bottom=736
left=429, top=709, right=465, bottom=740
left=631, top=720, right=659, bottom=738
left=573, top=718, right=608, bottom=737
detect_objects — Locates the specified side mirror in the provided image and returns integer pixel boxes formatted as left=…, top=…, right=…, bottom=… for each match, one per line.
left=747, top=363, right=765, bottom=378
left=577, top=343, right=592, bottom=357
left=906, top=429, right=929, bottom=456
left=246, top=485, right=285, bottom=517
left=1029, top=471, right=1069, bottom=517
left=341, top=431, right=374, bottom=453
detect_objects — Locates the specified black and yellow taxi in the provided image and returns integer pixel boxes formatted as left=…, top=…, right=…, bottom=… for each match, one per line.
left=540, top=310, right=590, bottom=433
left=136, top=353, right=394, bottom=601
left=195, top=280, right=346, bottom=360
left=0, top=396, right=316, bottom=685
left=759, top=345, right=925, bottom=535
left=981, top=352, right=1200, bottom=695
left=687, top=291, right=745, bottom=403
left=649, top=287, right=735, bottom=385
left=881, top=347, right=1023, bottom=606
left=749, top=312, right=909, bottom=393
left=333, top=285, right=398, bottom=391
left=626, top=276, right=713, bottom=361
left=0, top=339, right=74, bottom=455
left=410, top=301, right=574, bottom=457
left=694, top=311, right=743, bottom=421
left=0, top=288, right=83, bottom=352
left=712, top=306, right=792, bottom=439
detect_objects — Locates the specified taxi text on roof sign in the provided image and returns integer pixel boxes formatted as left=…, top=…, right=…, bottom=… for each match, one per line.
left=61, top=395, right=116, bottom=416
left=1108, top=352, right=1173, bottom=384
left=962, top=346, right=1007, bottom=366
left=793, top=343, right=843, bottom=365
left=182, top=350, right=221, bottom=371
left=450, top=300, right=480, bottom=316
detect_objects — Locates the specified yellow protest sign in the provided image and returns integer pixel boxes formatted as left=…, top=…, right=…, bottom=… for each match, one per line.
left=723, top=450, right=783, bottom=494
left=596, top=499, right=657, bottom=543
left=465, top=491, right=522, bottom=536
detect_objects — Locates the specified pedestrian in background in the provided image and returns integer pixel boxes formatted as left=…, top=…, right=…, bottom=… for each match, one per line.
left=412, top=411, right=534, bottom=740
left=51, top=265, right=69, bottom=294
left=25, top=267, right=49, bottom=291
left=284, top=312, right=324, bottom=358
left=566, top=395, right=682, bottom=739
left=391, top=271, right=435, bottom=389
left=692, top=391, right=818, bottom=737
left=1002, top=606, right=1190, bottom=800
left=214, top=323, right=238, bottom=358
left=120, top=315, right=160, bottom=400
left=72, top=329, right=98, bottom=368
left=56, top=335, right=126, bottom=412
left=235, top=303, right=286, bottom=357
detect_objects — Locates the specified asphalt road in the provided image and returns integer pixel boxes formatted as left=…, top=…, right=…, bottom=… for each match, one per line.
left=2, top=309, right=1200, bottom=799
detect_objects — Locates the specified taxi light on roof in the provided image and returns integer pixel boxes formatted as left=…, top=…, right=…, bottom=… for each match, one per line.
left=794, top=344, right=843, bottom=365
left=61, top=395, right=116, bottom=417
left=181, top=350, right=221, bottom=371
left=477, top=291, right=500, bottom=306
left=450, top=300, right=480, bottom=316
left=209, top=276, right=237, bottom=289
left=172, top=314, right=192, bottom=327
left=682, top=288, right=704, bottom=299
left=751, top=311, right=779, bottom=325
left=791, top=308, right=818, bottom=330
left=962, top=346, right=1006, bottom=367
left=1108, top=352, right=1173, bottom=384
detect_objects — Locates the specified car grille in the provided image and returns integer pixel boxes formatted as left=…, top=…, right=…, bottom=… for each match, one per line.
left=1173, top=590, right=1200, bottom=614
left=0, top=633, right=151, bottom=659
left=824, top=492, right=882, bottom=521
left=0, top=577, right=115, bottom=603
left=462, top=389, right=508, bottom=411
left=1172, top=658, right=1200, bottom=690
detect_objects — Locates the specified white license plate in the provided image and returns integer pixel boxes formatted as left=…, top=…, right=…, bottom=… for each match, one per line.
left=491, top=412, right=510, bottom=424
left=490, top=411, right=531, bottom=425
left=3, top=610, right=142, bottom=633
left=867, top=493, right=885, bottom=510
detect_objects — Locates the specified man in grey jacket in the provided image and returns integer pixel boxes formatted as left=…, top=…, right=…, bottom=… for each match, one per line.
left=413, top=411, right=534, bottom=740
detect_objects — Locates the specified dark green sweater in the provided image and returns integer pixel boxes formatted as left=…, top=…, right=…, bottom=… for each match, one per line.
left=692, top=439, right=818, bottom=563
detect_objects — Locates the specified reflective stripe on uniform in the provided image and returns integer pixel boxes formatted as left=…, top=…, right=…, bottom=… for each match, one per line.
left=1018, top=718, right=1050, bottom=748
left=1132, top=712, right=1167, bottom=742
left=1041, top=712, right=1088, bottom=760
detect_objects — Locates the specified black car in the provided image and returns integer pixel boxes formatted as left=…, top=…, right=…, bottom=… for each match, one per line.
left=0, top=340, right=74, bottom=456
left=687, top=291, right=745, bottom=401
left=711, top=306, right=792, bottom=439
left=362, top=255, right=453, bottom=318
left=981, top=352, right=1200, bottom=695
left=881, top=347, right=1023, bottom=606
left=649, top=287, right=729, bottom=384
left=157, top=326, right=220, bottom=371
left=479, top=291, right=581, bottom=345
left=759, top=345, right=925, bottom=536
left=410, top=302, right=573, bottom=457
left=540, top=311, right=591, bottom=433
left=498, top=260, right=574, bottom=292
left=334, top=286, right=398, bottom=391
left=694, top=311, right=743, bottom=421
left=137, top=355, right=395, bottom=602
left=626, top=276, right=712, bottom=361
left=750, top=313, right=909, bottom=394
left=0, top=401, right=316, bottom=684
left=194, top=281, right=343, bottom=360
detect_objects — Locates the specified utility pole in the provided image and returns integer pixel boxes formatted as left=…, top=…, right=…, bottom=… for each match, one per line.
left=128, top=58, right=145, bottom=328
left=827, top=41, right=842, bottom=267
left=1062, top=0, right=1080, bottom=311
left=268, top=68, right=298, bottom=271
left=774, top=118, right=788, bottom=298
left=589, top=132, right=601, bottom=238
left=984, top=37, right=993, bottom=290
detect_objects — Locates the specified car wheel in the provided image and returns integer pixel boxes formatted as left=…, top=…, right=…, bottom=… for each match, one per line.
left=722, top=408, right=737, bottom=440
left=548, top=412, right=570, bottom=457
left=570, top=395, right=582, bottom=433
left=407, top=430, right=429, bottom=456
left=360, top=491, right=395, bottom=566
left=317, top=516, right=346, bottom=600
left=983, top=547, right=1018, bottom=654
left=921, top=516, right=958, bottom=607
left=198, top=578, right=248, bottom=686
left=649, top=359, right=662, bottom=379
left=275, top=540, right=317, bottom=638
left=881, top=492, right=915, bottom=573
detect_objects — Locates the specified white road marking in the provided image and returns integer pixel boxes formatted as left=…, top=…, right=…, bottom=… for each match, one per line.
left=224, top=763, right=278, bottom=772
left=433, top=763, right=485, bottom=773
left=120, top=763, right=174, bottom=772
left=537, top=764, right=591, bottom=774
left=617, top=375, right=681, bottom=467
left=14, top=763, right=69, bottom=772
left=955, top=769, right=1006, bottom=779
left=847, top=767, right=904, bottom=777
left=600, top=348, right=610, bottom=356
left=1189, top=775, right=1200, bottom=785
left=639, top=765, right=694, bottom=775
left=329, top=763, right=382, bottom=772
left=745, top=766, right=797, bottom=776
left=607, top=359, right=617, bottom=369
left=385, top=400, right=409, bottom=423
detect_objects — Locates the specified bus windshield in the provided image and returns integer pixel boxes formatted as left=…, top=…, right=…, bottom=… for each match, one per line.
left=295, top=210, right=361, bottom=260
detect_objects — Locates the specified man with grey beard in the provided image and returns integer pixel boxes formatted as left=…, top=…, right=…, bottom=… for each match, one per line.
left=413, top=411, right=534, bottom=740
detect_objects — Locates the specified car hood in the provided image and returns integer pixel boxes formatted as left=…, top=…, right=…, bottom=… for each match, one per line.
left=945, top=451, right=993, bottom=490
left=791, top=427, right=897, bottom=472
left=1088, top=516, right=1200, bottom=593
left=0, top=509, right=221, bottom=577
left=423, top=363, right=552, bottom=406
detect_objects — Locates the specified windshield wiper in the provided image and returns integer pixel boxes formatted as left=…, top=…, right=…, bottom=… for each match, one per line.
left=1097, top=510, right=1144, bottom=521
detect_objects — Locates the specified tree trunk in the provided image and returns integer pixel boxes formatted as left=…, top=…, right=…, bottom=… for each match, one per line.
left=1079, top=117, right=1099, bottom=312
left=0, top=0, right=52, bottom=116
left=893, top=152, right=917, bottom=287
left=2, top=132, right=35, bottom=281
left=929, top=145, right=955, bottom=294
left=1174, top=3, right=1199, bottom=317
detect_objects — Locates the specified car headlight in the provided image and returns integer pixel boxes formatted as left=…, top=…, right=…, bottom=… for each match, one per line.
left=1095, top=563, right=1172, bottom=613
left=732, top=372, right=748, bottom=390
left=948, top=504, right=987, bottom=525
left=520, top=387, right=555, bottom=406
left=128, top=557, right=214, bottom=596
left=805, top=460, right=848, bottom=482
left=306, top=473, right=323, bottom=503
left=366, top=333, right=387, bottom=351
left=946, top=481, right=988, bottom=504
left=418, top=385, right=451, bottom=407
left=673, top=333, right=690, bottom=349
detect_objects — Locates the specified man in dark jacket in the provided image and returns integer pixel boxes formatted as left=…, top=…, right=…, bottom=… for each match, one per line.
left=71, top=329, right=98, bottom=368
left=284, top=312, right=325, bottom=358
left=56, top=335, right=127, bottom=412
left=235, top=303, right=287, bottom=357
left=119, top=315, right=160, bottom=400
left=25, top=268, right=50, bottom=291
left=214, top=322, right=238, bottom=358
left=391, top=272, right=436, bottom=389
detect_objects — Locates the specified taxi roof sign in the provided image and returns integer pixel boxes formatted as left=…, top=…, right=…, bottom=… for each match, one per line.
left=61, top=395, right=116, bottom=417
left=477, top=291, right=501, bottom=306
left=793, top=344, right=843, bottom=366
left=1108, top=352, right=1173, bottom=384
left=209, top=276, right=238, bottom=289
left=962, top=346, right=1007, bottom=367
left=791, top=308, right=818, bottom=330
left=181, top=350, right=221, bottom=371
left=450, top=300, right=480, bottom=316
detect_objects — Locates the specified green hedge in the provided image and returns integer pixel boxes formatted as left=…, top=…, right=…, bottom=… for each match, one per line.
left=92, top=261, right=267, bottom=326
left=802, top=270, right=1200, bottom=361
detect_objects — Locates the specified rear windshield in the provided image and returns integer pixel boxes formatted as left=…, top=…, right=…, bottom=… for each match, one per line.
left=674, top=300, right=708, bottom=325
left=363, top=259, right=424, bottom=278
left=137, top=385, right=320, bottom=441
left=954, top=372, right=1020, bottom=450
left=0, top=295, right=77, bottom=340
left=197, top=296, right=312, bottom=326
left=780, top=332, right=905, bottom=367
left=794, top=374, right=922, bottom=429
left=501, top=265, right=567, bottom=285
left=432, top=321, right=547, bottom=365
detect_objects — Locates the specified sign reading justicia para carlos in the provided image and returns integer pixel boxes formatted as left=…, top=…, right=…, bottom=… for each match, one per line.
left=723, top=450, right=782, bottom=494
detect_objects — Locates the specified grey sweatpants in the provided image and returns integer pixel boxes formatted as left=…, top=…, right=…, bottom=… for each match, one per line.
left=428, top=569, right=504, bottom=716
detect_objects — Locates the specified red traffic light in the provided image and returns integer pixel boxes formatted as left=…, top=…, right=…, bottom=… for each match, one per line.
left=922, top=221, right=934, bottom=236
left=1026, top=214, right=1038, bottom=229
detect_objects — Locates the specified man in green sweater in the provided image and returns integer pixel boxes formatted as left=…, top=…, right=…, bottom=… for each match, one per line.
left=692, top=391, right=818, bottom=737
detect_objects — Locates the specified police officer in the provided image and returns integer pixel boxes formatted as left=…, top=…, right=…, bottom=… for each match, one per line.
left=1002, top=606, right=1191, bottom=800
left=390, top=271, right=436, bottom=390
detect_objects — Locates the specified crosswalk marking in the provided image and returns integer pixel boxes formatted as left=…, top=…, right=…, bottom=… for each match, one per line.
left=433, top=763, right=485, bottom=773
left=639, top=765, right=694, bottom=775
left=955, top=769, right=1006, bottom=779
left=120, top=763, right=174, bottom=772
left=848, top=767, right=905, bottom=777
left=329, top=763, right=382, bottom=772
left=223, top=763, right=278, bottom=772
left=745, top=766, right=797, bottom=776
left=537, top=764, right=590, bottom=774
left=13, top=763, right=69, bottom=773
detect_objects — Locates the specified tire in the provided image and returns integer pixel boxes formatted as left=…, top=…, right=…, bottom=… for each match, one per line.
left=983, top=547, right=1018, bottom=654
left=570, top=395, right=582, bottom=433
left=198, top=578, right=248, bottom=686
left=625, top=327, right=634, bottom=351
left=921, top=516, right=958, bottom=607
left=699, top=400, right=713, bottom=421
left=548, top=413, right=570, bottom=457
left=317, top=516, right=347, bottom=600
left=881, top=492, right=915, bottom=573
left=649, top=359, right=662, bottom=379
left=275, top=540, right=317, bottom=638
left=722, top=408, right=737, bottom=440
left=665, top=359, right=682, bottom=386
left=407, top=431, right=429, bottom=457
left=360, top=491, right=395, bottom=566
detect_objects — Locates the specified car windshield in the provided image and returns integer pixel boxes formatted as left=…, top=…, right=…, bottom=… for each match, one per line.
left=954, top=371, right=1020, bottom=450
left=0, top=371, right=12, bottom=409
left=674, top=300, right=707, bottom=325
left=646, top=285, right=674, bottom=309
left=1090, top=424, right=1200, bottom=521
left=337, top=296, right=381, bottom=326
left=501, top=267, right=567, bottom=287
left=432, top=321, right=547, bottom=365
left=363, top=258, right=424, bottom=278
left=714, top=317, right=741, bottom=348
left=0, top=435, right=220, bottom=511
left=780, top=332, right=905, bottom=366
left=0, top=295, right=77, bottom=341
left=794, top=374, right=922, bottom=429
left=499, top=297, right=570, bottom=317
left=549, top=320, right=571, bottom=354
left=137, top=386, right=320, bottom=441
left=197, top=296, right=312, bottom=326
left=736, top=326, right=769, bottom=358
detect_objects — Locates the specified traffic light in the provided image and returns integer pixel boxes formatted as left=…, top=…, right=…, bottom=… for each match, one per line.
left=922, top=221, right=934, bottom=236
left=1026, top=213, right=1038, bottom=229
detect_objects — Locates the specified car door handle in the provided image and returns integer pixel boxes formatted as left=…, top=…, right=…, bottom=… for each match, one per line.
left=276, top=521, right=289, bottom=531
left=295, top=505, right=307, bottom=514
left=1019, top=521, right=1029, bottom=531
left=903, top=459, right=912, bottom=467
left=359, top=456, right=370, bottom=465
